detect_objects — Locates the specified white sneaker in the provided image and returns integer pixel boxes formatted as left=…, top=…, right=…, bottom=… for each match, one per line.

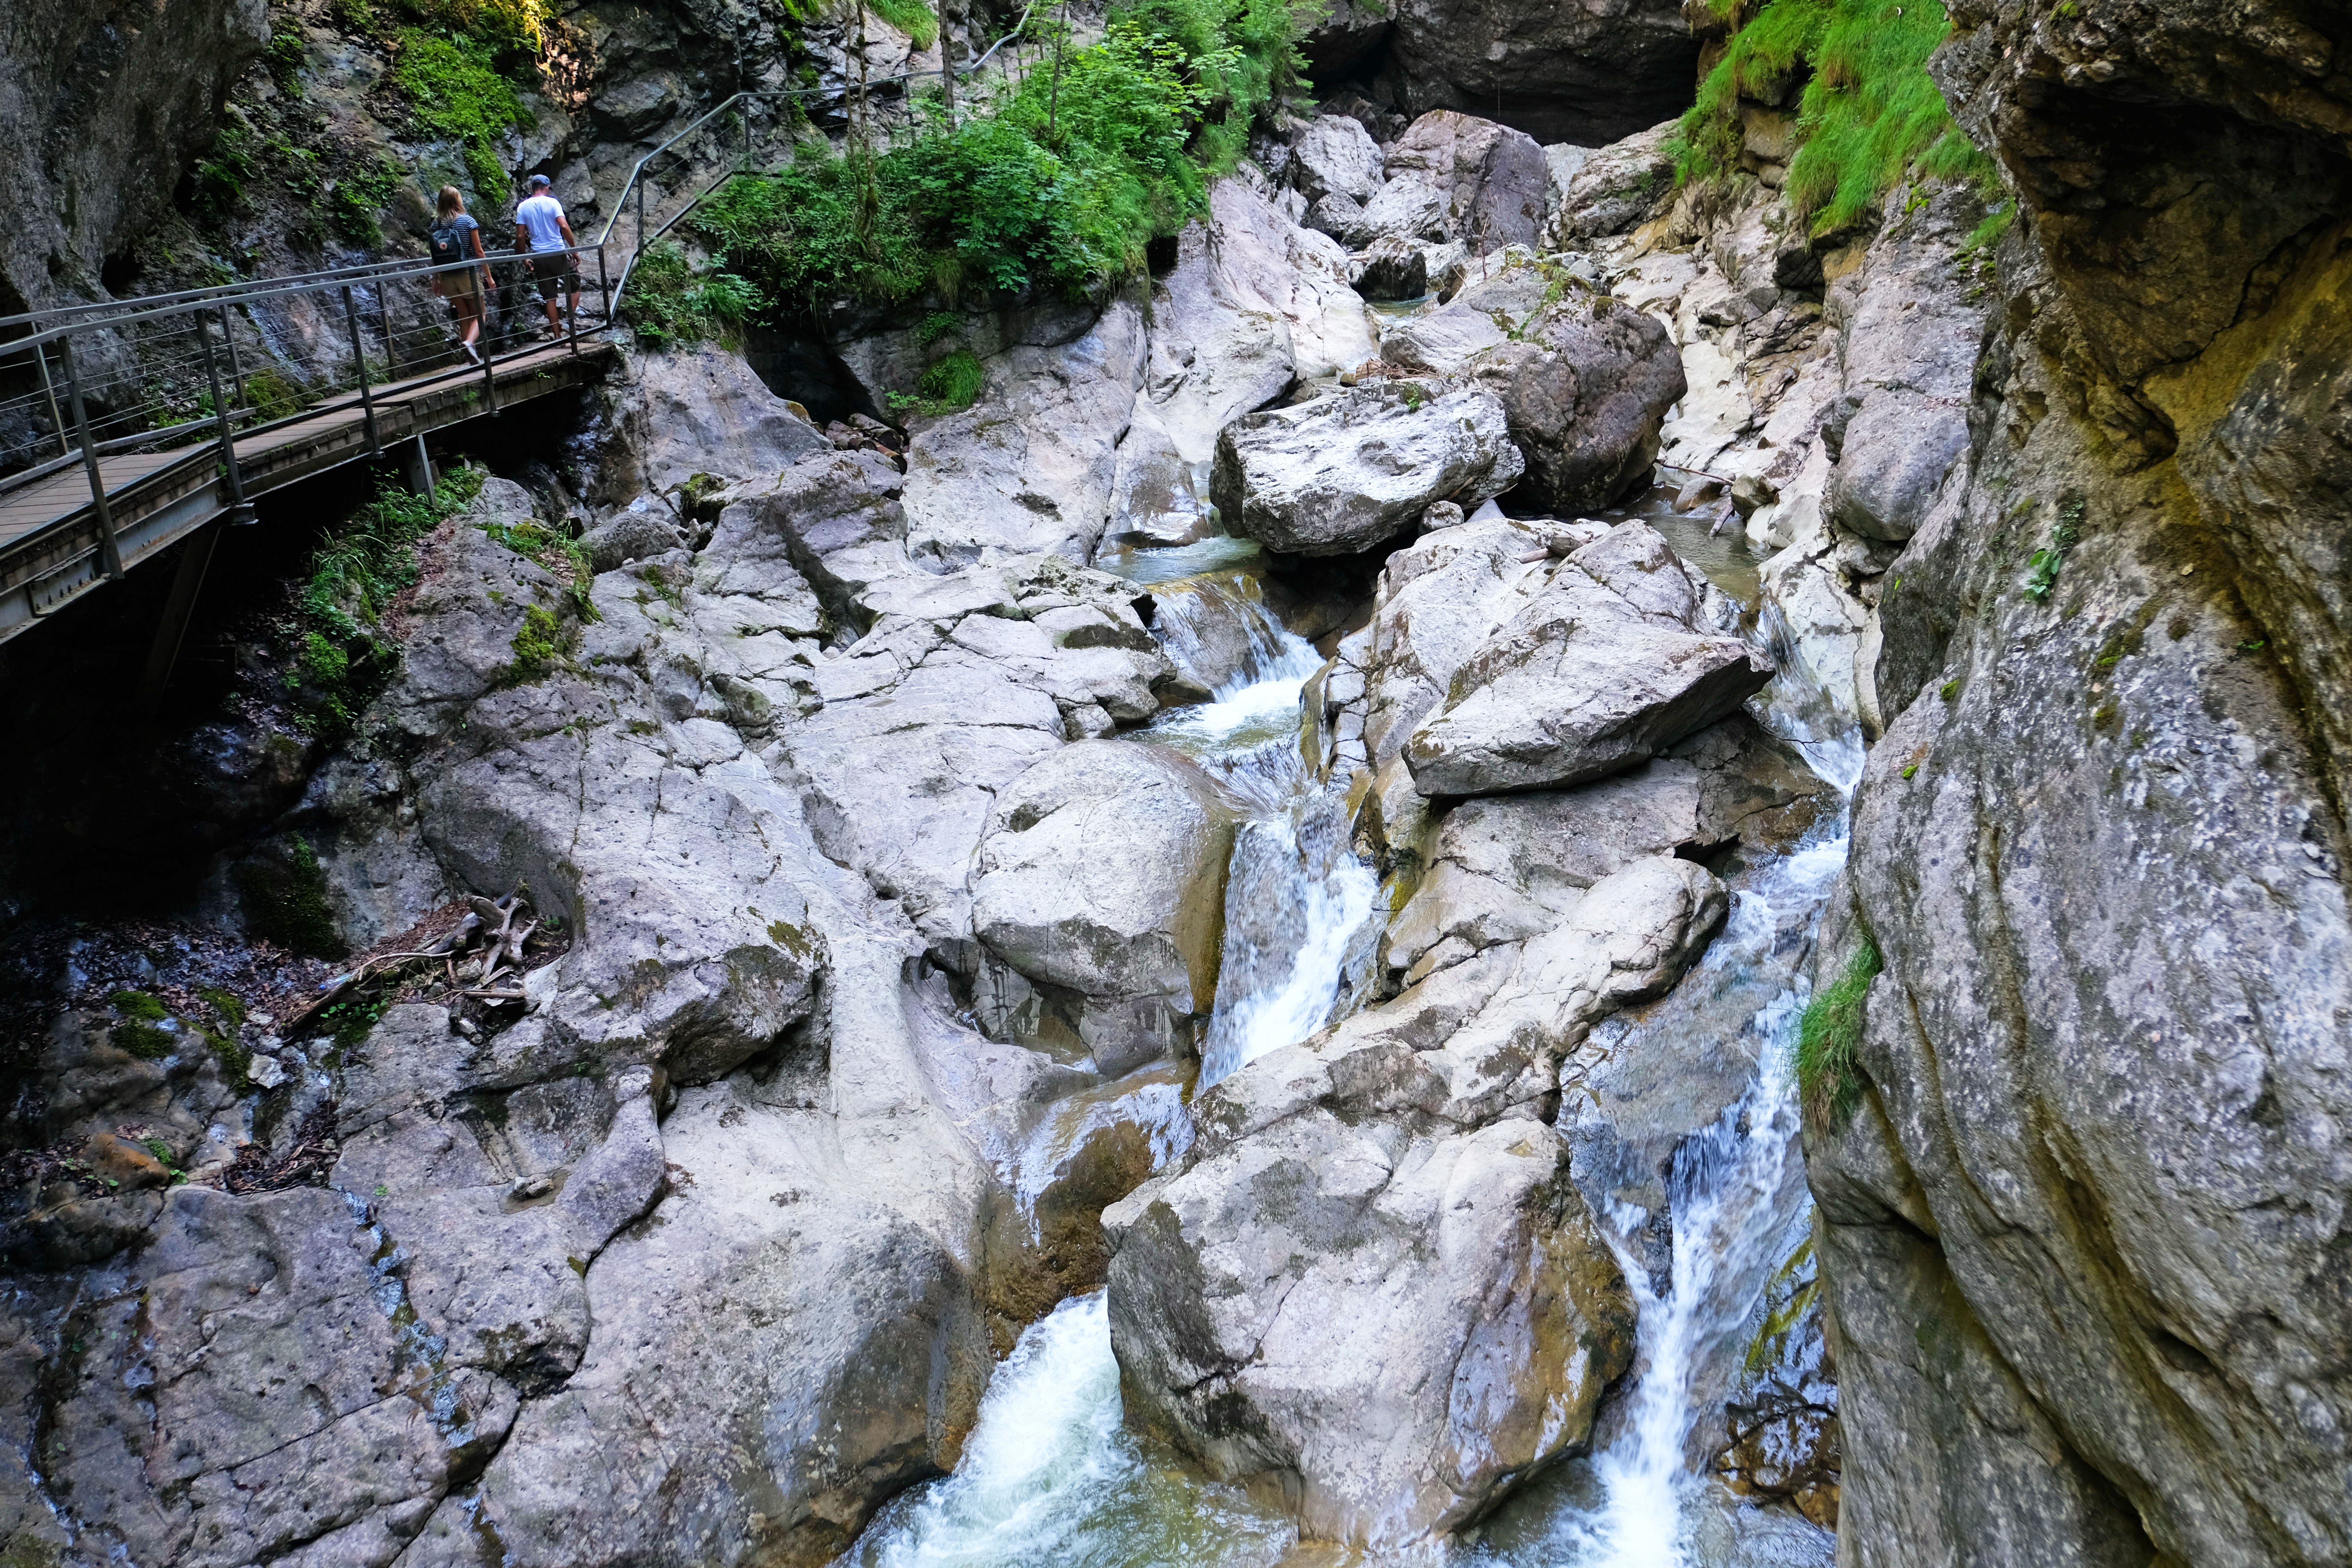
left=462, top=341, right=482, bottom=365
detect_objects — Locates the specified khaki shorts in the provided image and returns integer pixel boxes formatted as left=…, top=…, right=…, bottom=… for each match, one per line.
left=530, top=251, right=581, bottom=300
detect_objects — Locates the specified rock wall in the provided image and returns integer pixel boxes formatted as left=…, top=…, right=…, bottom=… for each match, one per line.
left=0, top=0, right=266, bottom=314
left=1807, top=1, right=2352, bottom=1563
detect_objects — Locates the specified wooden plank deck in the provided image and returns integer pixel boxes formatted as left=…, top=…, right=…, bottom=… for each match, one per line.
left=0, top=338, right=614, bottom=642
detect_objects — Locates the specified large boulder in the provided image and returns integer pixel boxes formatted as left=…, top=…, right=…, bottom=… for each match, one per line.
left=1823, top=205, right=1984, bottom=543
left=1211, top=384, right=1524, bottom=556
left=1105, top=852, right=1727, bottom=1548
left=898, top=297, right=1148, bottom=566
left=625, top=345, right=832, bottom=497
left=1386, top=1, right=1695, bottom=147
left=970, top=742, right=1239, bottom=1073
left=1405, top=522, right=1774, bottom=796
left=1544, top=120, right=1680, bottom=247
left=1285, top=114, right=1386, bottom=205
left=1377, top=111, right=1550, bottom=253
left=1382, top=251, right=1686, bottom=510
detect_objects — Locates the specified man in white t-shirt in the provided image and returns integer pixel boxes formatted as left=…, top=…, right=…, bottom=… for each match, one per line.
left=513, top=174, right=580, bottom=336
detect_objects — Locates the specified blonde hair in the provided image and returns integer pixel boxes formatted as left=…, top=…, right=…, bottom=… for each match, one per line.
left=437, top=185, right=466, bottom=218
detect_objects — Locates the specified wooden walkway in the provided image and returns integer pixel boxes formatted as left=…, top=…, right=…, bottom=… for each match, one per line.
left=0, top=337, right=615, bottom=644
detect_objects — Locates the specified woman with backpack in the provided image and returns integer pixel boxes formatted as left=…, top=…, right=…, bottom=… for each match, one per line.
left=428, top=186, right=494, bottom=364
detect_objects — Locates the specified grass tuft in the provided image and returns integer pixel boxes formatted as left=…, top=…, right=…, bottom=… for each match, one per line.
left=1671, top=0, right=2000, bottom=233
left=1796, top=936, right=1881, bottom=1124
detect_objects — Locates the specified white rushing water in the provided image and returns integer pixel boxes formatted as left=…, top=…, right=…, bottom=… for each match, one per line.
left=846, top=532, right=1863, bottom=1568
left=843, top=1293, right=1294, bottom=1568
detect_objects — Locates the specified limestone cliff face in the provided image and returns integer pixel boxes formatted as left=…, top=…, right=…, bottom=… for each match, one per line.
left=1813, top=2, right=2352, bottom=1562
left=0, top=0, right=267, bottom=314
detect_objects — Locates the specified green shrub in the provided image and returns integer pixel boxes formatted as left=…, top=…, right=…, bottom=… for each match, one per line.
left=288, top=466, right=486, bottom=736
left=891, top=348, right=987, bottom=416
left=1671, top=0, right=1998, bottom=233
left=194, top=115, right=262, bottom=221
left=868, top=0, right=940, bottom=49
left=622, top=242, right=764, bottom=349
left=390, top=28, right=535, bottom=205
left=1797, top=936, right=1881, bottom=1123
left=681, top=0, right=1297, bottom=317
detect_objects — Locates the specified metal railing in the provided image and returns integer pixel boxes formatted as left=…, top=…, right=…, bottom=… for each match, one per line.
left=0, top=243, right=614, bottom=533
left=0, top=0, right=1052, bottom=599
left=590, top=0, right=1047, bottom=307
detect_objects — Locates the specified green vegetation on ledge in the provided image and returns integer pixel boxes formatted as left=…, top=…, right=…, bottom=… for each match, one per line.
left=283, top=465, right=486, bottom=737
left=686, top=0, right=1300, bottom=316
left=1797, top=935, right=1881, bottom=1124
left=1672, top=0, right=1996, bottom=232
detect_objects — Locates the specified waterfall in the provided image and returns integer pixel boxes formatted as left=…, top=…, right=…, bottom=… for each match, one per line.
left=845, top=532, right=1861, bottom=1568
left=841, top=1293, right=1294, bottom=1568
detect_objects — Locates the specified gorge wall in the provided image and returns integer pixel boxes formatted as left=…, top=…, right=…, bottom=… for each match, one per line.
left=1810, top=0, right=2352, bottom=1563
left=0, top=0, right=2348, bottom=1563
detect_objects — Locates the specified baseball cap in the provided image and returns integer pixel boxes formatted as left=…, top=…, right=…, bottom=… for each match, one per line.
left=528, top=173, right=552, bottom=188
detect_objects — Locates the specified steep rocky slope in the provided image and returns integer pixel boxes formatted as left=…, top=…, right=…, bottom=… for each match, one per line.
left=1806, top=1, right=2352, bottom=1563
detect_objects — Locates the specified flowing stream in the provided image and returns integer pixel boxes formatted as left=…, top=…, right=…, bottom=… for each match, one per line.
left=846, top=512, right=1862, bottom=1568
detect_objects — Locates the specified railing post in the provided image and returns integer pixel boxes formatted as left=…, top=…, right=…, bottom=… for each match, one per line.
left=32, top=340, right=70, bottom=460
left=636, top=178, right=648, bottom=275
left=342, top=284, right=381, bottom=457
left=481, top=261, right=501, bottom=416
left=195, top=311, right=251, bottom=523
left=220, top=306, right=247, bottom=420
left=57, top=336, right=124, bottom=580
left=597, top=241, right=612, bottom=330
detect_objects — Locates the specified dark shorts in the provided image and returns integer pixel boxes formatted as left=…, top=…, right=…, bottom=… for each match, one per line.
left=529, top=251, right=581, bottom=300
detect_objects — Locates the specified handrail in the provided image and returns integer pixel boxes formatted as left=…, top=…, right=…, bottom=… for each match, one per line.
left=0, top=1, right=1044, bottom=343
left=592, top=0, right=1043, bottom=312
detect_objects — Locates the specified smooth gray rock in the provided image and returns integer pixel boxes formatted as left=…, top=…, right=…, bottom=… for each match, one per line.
left=1544, top=120, right=1679, bottom=246
left=970, top=742, right=1238, bottom=1073
left=627, top=345, right=832, bottom=496
left=1406, top=523, right=1773, bottom=796
left=1134, top=178, right=1375, bottom=479
left=1378, top=111, right=1549, bottom=254
left=900, top=297, right=1147, bottom=566
left=1106, top=853, right=1726, bottom=1548
left=1212, top=384, right=1525, bottom=556
left=1287, top=113, right=1386, bottom=205
left=1381, top=250, right=1686, bottom=510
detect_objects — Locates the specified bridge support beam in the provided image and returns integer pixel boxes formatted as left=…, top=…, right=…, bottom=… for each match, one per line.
left=137, top=522, right=221, bottom=715
left=399, top=435, right=435, bottom=496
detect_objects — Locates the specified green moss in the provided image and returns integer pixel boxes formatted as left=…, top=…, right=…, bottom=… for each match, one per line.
left=1797, top=936, right=1880, bottom=1124
left=507, top=605, right=564, bottom=682
left=234, top=837, right=347, bottom=960
left=617, top=243, right=764, bottom=350
left=198, top=988, right=249, bottom=1027
left=109, top=989, right=168, bottom=1022
left=112, top=1022, right=176, bottom=1060
left=1939, top=677, right=1961, bottom=701
left=389, top=29, right=535, bottom=204
left=194, top=114, right=263, bottom=220
left=1670, top=0, right=1999, bottom=233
